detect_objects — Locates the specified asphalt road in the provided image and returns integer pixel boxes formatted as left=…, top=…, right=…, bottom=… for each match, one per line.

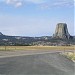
left=0, top=49, right=74, bottom=58
left=0, top=51, right=74, bottom=75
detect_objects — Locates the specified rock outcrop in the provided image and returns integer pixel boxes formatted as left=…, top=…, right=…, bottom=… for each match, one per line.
left=0, top=32, right=3, bottom=35
left=53, top=23, right=71, bottom=39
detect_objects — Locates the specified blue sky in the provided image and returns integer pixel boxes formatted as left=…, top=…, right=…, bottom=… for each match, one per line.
left=0, top=0, right=74, bottom=36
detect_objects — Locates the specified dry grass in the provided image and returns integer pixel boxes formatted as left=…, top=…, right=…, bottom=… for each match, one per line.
left=62, top=52, right=75, bottom=62
left=0, top=46, right=74, bottom=51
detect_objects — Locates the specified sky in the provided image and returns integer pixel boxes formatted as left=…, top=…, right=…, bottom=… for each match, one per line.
left=0, top=0, right=74, bottom=36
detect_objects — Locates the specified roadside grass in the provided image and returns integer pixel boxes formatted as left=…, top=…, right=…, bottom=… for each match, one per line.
left=0, top=46, right=74, bottom=51
left=62, top=52, right=75, bottom=62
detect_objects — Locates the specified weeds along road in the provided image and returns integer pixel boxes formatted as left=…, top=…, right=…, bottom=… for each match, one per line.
left=0, top=50, right=74, bottom=75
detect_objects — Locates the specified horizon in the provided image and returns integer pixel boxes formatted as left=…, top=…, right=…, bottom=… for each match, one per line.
left=0, top=0, right=74, bottom=37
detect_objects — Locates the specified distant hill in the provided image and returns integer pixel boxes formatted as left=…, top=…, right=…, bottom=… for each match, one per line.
left=0, top=23, right=75, bottom=46
left=0, top=32, right=75, bottom=46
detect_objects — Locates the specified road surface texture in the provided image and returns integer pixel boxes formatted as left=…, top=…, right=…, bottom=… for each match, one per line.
left=0, top=51, right=74, bottom=75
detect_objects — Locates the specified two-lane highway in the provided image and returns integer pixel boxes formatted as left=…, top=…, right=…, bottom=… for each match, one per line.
left=0, top=50, right=74, bottom=75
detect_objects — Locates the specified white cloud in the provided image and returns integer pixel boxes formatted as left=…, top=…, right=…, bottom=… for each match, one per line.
left=25, top=0, right=45, bottom=4
left=5, top=0, right=23, bottom=7
left=15, top=2, right=22, bottom=7
left=53, top=1, right=73, bottom=7
left=5, top=0, right=45, bottom=5
left=39, top=0, right=74, bottom=9
left=6, top=0, right=17, bottom=4
left=3, top=0, right=45, bottom=8
left=1, top=0, right=74, bottom=8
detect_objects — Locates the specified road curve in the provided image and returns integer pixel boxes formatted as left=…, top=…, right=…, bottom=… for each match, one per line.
left=0, top=52, right=74, bottom=75
left=0, top=49, right=74, bottom=58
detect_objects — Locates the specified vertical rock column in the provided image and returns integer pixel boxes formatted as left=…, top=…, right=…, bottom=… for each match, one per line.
left=53, top=23, right=71, bottom=39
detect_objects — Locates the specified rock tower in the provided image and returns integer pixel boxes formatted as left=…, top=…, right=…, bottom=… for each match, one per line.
left=53, top=23, right=71, bottom=39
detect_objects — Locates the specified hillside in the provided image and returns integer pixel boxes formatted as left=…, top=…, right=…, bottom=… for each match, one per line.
left=0, top=32, right=75, bottom=46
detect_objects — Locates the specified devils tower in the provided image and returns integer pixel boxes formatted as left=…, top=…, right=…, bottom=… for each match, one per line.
left=53, top=23, right=71, bottom=39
